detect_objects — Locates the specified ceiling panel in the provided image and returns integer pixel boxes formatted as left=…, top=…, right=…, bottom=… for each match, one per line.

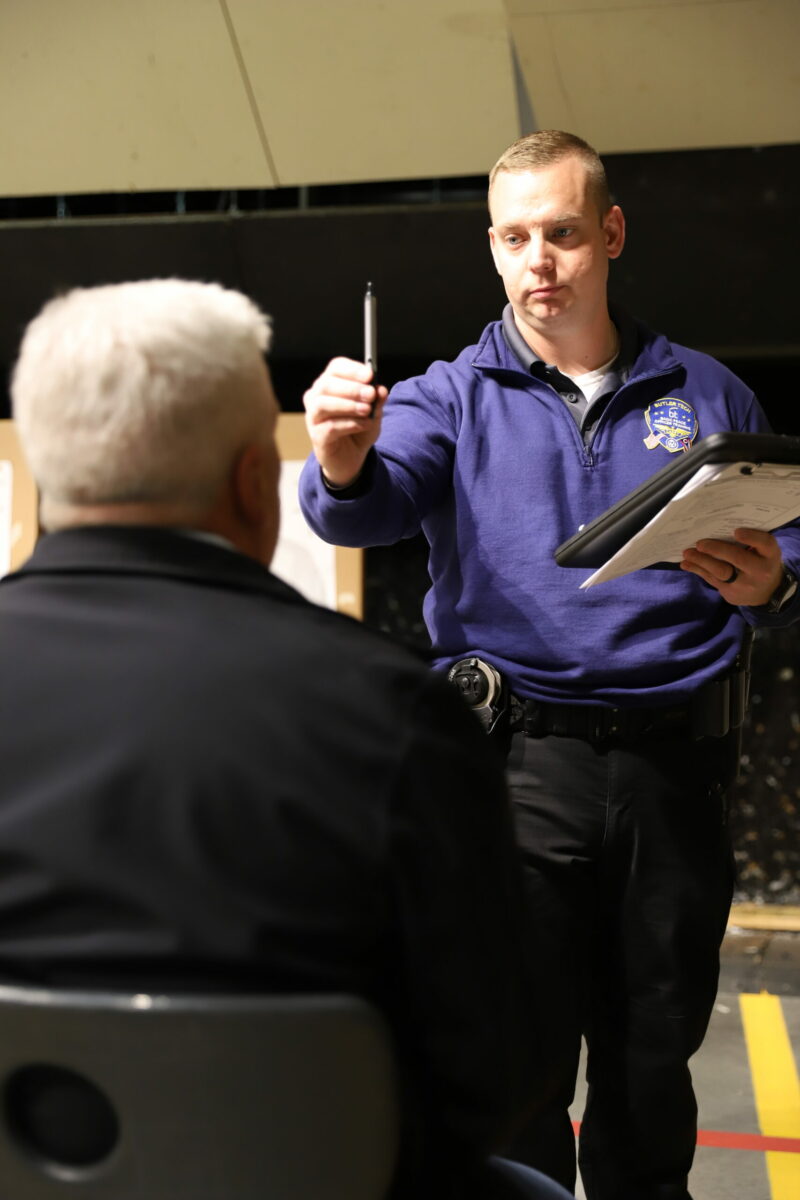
left=0, top=0, right=273, bottom=197
left=0, top=1, right=795, bottom=200
left=227, top=0, right=519, bottom=185
left=507, top=0, right=800, bottom=152
left=506, top=0, right=679, bottom=12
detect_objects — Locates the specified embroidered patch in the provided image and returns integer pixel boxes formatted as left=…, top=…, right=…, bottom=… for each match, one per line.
left=643, top=398, right=698, bottom=453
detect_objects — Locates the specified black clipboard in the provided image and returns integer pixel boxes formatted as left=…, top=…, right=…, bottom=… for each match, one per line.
left=555, top=432, right=800, bottom=569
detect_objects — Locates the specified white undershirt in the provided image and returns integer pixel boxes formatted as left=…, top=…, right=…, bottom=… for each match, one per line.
left=565, top=351, right=622, bottom=408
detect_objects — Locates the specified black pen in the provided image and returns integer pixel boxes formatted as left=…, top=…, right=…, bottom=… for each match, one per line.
left=363, top=282, right=378, bottom=418
left=364, top=280, right=377, bottom=385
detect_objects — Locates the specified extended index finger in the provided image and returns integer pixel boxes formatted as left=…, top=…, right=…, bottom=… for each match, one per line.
left=325, top=356, right=375, bottom=383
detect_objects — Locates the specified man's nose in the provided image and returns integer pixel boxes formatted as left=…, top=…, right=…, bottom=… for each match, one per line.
left=527, top=234, right=553, bottom=273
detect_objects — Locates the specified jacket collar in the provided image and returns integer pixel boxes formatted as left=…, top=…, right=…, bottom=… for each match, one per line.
left=4, top=524, right=304, bottom=607
left=471, top=307, right=684, bottom=385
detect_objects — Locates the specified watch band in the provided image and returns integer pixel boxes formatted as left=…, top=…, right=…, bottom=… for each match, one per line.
left=765, top=566, right=799, bottom=614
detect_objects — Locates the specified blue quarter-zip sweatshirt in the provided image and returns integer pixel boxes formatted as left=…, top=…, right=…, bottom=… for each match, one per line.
left=299, top=315, right=800, bottom=706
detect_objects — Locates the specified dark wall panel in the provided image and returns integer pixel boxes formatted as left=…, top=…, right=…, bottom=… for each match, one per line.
left=0, top=207, right=501, bottom=416
left=2, top=144, right=798, bottom=420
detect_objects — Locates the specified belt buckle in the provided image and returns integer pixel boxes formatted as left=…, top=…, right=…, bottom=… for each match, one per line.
left=522, top=700, right=545, bottom=737
left=589, top=706, right=623, bottom=743
left=603, top=708, right=620, bottom=741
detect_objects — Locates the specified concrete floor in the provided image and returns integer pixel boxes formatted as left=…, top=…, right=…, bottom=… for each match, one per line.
left=569, top=930, right=800, bottom=1199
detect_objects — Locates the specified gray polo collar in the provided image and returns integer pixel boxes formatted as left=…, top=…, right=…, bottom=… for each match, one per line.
left=500, top=303, right=636, bottom=380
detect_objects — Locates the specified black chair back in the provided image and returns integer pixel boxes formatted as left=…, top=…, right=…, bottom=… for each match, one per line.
left=0, top=984, right=399, bottom=1199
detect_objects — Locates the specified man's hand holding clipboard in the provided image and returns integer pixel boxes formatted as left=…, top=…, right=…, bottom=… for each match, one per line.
left=556, top=432, right=800, bottom=606
left=681, top=526, right=784, bottom=606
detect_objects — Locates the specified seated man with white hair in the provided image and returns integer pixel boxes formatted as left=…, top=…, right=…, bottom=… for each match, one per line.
left=0, top=279, right=570, bottom=1200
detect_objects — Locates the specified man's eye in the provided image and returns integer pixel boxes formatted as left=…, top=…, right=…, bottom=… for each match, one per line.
left=553, top=227, right=574, bottom=239
left=505, top=235, right=523, bottom=247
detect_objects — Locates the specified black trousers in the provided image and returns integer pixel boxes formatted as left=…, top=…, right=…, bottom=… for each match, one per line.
left=503, top=728, right=737, bottom=1200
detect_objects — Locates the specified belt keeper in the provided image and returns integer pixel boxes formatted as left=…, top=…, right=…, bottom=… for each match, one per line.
left=690, top=676, right=730, bottom=739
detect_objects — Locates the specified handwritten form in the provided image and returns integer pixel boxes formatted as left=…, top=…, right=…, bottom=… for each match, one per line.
left=582, top=461, right=800, bottom=588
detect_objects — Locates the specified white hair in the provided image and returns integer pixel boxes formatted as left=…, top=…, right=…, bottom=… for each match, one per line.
left=11, top=278, right=273, bottom=526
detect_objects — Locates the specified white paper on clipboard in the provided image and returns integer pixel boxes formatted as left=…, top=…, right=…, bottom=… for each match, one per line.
left=581, top=460, right=800, bottom=588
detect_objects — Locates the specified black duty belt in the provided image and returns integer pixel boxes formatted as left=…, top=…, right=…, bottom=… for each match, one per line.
left=511, top=697, right=694, bottom=741
left=449, top=640, right=752, bottom=744
left=511, top=659, right=750, bottom=743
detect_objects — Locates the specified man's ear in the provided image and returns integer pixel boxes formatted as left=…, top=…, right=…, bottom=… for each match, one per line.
left=604, top=205, right=626, bottom=260
left=231, top=443, right=266, bottom=526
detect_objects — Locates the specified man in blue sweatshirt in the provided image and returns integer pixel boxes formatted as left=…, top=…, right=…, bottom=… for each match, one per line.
left=299, top=131, right=800, bottom=1200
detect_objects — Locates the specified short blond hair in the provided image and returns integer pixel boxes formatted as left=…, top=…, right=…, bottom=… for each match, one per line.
left=489, top=130, right=611, bottom=218
left=12, top=279, right=273, bottom=527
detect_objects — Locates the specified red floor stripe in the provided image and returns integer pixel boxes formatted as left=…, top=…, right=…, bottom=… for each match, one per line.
left=696, top=1129, right=800, bottom=1153
left=571, top=1120, right=800, bottom=1154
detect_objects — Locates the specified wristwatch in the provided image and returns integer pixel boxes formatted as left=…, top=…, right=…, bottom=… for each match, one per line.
left=764, top=566, right=799, bottom=614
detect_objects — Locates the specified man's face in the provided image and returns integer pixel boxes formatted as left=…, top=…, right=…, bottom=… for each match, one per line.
left=488, top=155, right=624, bottom=344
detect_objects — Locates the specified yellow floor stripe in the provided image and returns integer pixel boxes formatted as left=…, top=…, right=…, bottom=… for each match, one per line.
left=740, top=993, right=800, bottom=1199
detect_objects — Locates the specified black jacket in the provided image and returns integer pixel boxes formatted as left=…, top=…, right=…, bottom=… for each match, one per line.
left=0, top=526, right=545, bottom=1198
